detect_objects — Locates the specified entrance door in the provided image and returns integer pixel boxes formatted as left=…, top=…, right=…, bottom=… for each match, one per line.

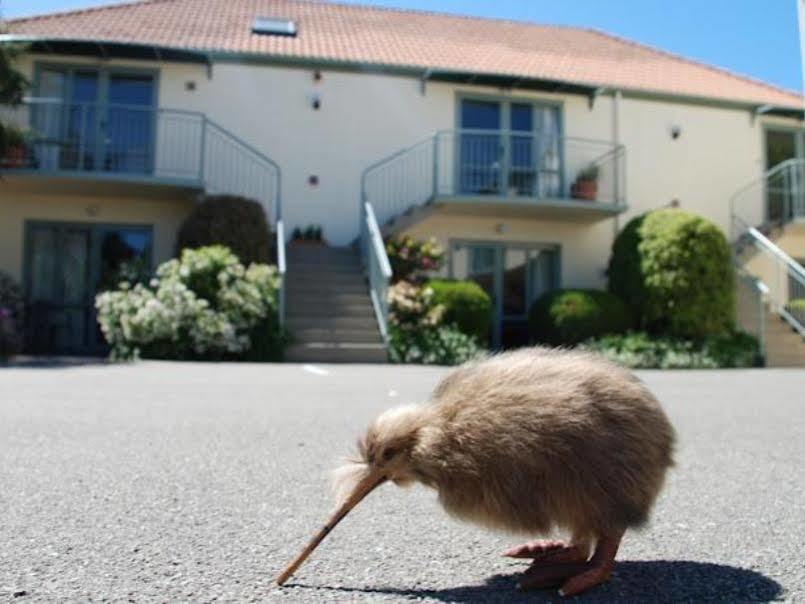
left=26, top=222, right=153, bottom=355
left=764, top=129, right=805, bottom=222
left=451, top=242, right=559, bottom=348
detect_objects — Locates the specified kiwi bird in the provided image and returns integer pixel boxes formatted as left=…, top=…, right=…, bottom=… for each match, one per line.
left=276, top=347, right=675, bottom=597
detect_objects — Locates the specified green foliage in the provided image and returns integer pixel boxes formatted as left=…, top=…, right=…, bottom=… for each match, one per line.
left=582, top=331, right=760, bottom=369
left=387, top=280, right=483, bottom=365
left=608, top=209, right=735, bottom=338
left=385, top=235, right=444, bottom=282
left=426, top=279, right=492, bottom=342
left=529, top=289, right=631, bottom=345
left=577, top=163, right=599, bottom=181
left=0, top=271, right=24, bottom=359
left=177, top=196, right=271, bottom=265
left=388, top=324, right=482, bottom=365
left=786, top=298, right=805, bottom=312
left=0, top=42, right=30, bottom=159
left=95, top=246, right=285, bottom=361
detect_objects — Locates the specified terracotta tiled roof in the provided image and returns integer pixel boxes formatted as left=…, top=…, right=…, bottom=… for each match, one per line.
left=7, top=0, right=802, bottom=108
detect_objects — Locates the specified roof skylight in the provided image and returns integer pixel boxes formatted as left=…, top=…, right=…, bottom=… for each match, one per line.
left=252, top=17, right=297, bottom=37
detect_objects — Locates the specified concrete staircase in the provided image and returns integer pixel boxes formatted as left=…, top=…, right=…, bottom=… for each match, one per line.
left=284, top=245, right=388, bottom=363
left=736, top=277, right=805, bottom=367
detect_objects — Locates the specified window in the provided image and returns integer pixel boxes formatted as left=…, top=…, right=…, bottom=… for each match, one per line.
left=252, top=17, right=297, bottom=37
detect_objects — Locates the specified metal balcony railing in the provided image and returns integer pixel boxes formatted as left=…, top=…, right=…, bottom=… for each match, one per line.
left=0, top=98, right=281, bottom=225
left=362, top=129, right=626, bottom=228
left=730, top=158, right=805, bottom=241
left=730, top=160, right=805, bottom=344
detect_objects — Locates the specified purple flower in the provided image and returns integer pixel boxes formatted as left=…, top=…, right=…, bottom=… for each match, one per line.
left=0, top=307, right=11, bottom=319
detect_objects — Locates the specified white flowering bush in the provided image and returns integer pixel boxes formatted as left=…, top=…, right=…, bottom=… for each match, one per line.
left=387, top=280, right=483, bottom=366
left=96, top=246, right=284, bottom=361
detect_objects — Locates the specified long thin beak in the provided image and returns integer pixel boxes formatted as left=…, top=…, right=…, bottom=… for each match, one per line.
left=275, top=468, right=387, bottom=586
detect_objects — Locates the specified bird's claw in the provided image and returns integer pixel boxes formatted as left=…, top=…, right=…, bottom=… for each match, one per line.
left=503, top=540, right=588, bottom=564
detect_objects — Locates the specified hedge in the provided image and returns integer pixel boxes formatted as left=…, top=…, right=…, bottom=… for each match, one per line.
left=528, top=289, right=631, bottom=346
left=608, top=209, right=735, bottom=338
left=177, top=196, right=271, bottom=265
left=426, top=279, right=492, bottom=342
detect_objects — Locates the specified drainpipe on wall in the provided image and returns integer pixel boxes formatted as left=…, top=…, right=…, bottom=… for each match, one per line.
left=612, top=89, right=623, bottom=241
left=798, top=0, right=805, bottom=114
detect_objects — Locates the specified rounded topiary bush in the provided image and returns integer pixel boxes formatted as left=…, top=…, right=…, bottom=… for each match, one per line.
left=426, top=279, right=492, bottom=342
left=608, top=209, right=735, bottom=339
left=177, top=196, right=271, bottom=265
left=528, top=289, right=631, bottom=346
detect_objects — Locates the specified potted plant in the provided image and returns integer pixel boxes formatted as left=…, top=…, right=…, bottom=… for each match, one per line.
left=291, top=224, right=325, bottom=246
left=571, top=164, right=599, bottom=201
left=0, top=124, right=30, bottom=169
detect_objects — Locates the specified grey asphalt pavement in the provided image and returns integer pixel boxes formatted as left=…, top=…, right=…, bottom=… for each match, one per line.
left=1, top=362, right=803, bottom=603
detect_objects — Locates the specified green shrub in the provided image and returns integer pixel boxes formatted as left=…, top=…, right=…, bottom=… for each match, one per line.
left=582, top=331, right=760, bottom=369
left=528, top=289, right=631, bottom=346
left=385, top=235, right=444, bottom=282
left=787, top=298, right=805, bottom=323
left=386, top=280, right=483, bottom=365
left=426, top=279, right=492, bottom=342
left=177, top=196, right=271, bottom=265
left=0, top=271, right=24, bottom=359
left=608, top=209, right=735, bottom=338
left=388, top=324, right=482, bottom=365
left=96, top=246, right=284, bottom=361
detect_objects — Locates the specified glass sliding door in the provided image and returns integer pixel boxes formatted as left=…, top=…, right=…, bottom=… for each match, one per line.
left=459, top=100, right=503, bottom=194
left=105, top=73, right=156, bottom=173
left=451, top=241, right=559, bottom=348
left=27, top=223, right=93, bottom=353
left=765, top=129, right=799, bottom=223
left=25, top=221, right=153, bottom=355
left=509, top=104, right=535, bottom=196
left=33, top=66, right=156, bottom=176
left=459, top=98, right=562, bottom=198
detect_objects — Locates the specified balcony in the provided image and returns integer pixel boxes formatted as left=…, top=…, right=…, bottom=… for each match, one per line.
left=363, top=129, right=627, bottom=229
left=0, top=98, right=281, bottom=224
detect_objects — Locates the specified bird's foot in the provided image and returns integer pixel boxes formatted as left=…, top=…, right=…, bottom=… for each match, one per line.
left=518, top=559, right=614, bottom=595
left=517, top=531, right=622, bottom=597
left=503, top=540, right=588, bottom=564
left=559, top=562, right=615, bottom=598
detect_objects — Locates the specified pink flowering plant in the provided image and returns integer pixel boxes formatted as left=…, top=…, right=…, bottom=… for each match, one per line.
left=385, top=235, right=444, bottom=282
left=0, top=271, right=24, bottom=359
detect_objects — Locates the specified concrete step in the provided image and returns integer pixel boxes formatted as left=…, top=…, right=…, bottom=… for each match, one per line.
left=285, top=342, right=388, bottom=363
left=286, top=272, right=366, bottom=286
left=291, top=262, right=361, bottom=275
left=293, top=327, right=383, bottom=344
left=286, top=281, right=368, bottom=295
left=287, top=245, right=359, bottom=263
left=286, top=301, right=375, bottom=318
left=286, top=292, right=371, bottom=306
left=288, top=315, right=380, bottom=331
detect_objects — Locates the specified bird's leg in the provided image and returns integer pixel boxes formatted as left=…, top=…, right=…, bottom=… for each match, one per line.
left=558, top=530, right=624, bottom=597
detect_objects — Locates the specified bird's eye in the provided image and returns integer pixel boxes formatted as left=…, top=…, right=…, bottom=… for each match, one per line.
left=382, top=448, right=396, bottom=461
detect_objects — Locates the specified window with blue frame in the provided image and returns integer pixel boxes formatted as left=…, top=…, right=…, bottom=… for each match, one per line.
left=458, top=98, right=562, bottom=197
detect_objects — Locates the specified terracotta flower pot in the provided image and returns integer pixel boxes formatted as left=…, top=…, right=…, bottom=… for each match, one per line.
left=571, top=179, right=598, bottom=201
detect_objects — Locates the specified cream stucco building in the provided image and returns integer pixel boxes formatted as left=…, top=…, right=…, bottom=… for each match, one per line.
left=2, top=0, right=804, bottom=357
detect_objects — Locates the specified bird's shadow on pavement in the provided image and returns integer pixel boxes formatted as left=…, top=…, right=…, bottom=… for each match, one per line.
left=288, top=560, right=782, bottom=603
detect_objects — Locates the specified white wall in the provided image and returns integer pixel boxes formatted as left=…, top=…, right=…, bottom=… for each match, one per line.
left=11, top=53, right=802, bottom=256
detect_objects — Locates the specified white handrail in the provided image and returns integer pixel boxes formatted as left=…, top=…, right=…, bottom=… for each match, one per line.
left=276, top=219, right=286, bottom=328
left=748, top=227, right=805, bottom=282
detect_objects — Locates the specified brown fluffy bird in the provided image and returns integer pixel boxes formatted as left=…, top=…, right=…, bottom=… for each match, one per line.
left=276, top=347, right=675, bottom=596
